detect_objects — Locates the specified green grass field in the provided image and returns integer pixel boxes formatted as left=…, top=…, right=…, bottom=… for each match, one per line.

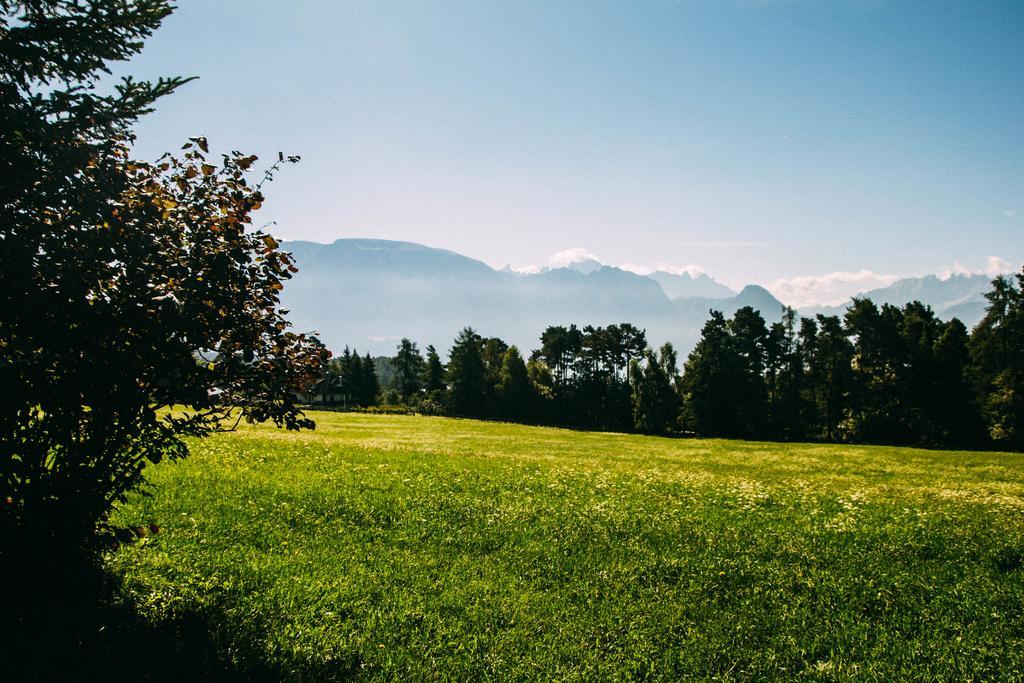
left=106, top=412, right=1024, bottom=681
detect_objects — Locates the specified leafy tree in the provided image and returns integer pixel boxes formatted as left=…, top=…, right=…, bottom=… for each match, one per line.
left=481, top=336, right=510, bottom=406
left=392, top=338, right=424, bottom=402
left=631, top=344, right=680, bottom=435
left=0, top=0, right=325, bottom=566
left=527, top=357, right=555, bottom=404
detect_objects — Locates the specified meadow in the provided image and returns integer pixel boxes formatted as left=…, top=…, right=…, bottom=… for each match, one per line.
left=102, top=412, right=1024, bottom=681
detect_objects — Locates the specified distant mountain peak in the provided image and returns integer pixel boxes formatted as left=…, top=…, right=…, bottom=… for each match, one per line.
left=279, top=237, right=791, bottom=356
left=738, top=284, right=771, bottom=296
left=563, top=258, right=604, bottom=275
left=795, top=271, right=997, bottom=328
left=646, top=270, right=736, bottom=300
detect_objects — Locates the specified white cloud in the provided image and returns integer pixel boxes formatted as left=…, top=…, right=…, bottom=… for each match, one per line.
left=507, top=264, right=542, bottom=274
left=937, top=256, right=1014, bottom=280
left=772, top=256, right=1020, bottom=309
left=936, top=262, right=973, bottom=279
left=769, top=270, right=901, bottom=309
left=618, top=262, right=652, bottom=275
left=548, top=247, right=600, bottom=268
left=654, top=262, right=707, bottom=278
left=984, top=255, right=1013, bottom=277
left=525, top=248, right=713, bottom=280
left=1003, top=209, right=1017, bottom=218
left=603, top=260, right=710, bottom=278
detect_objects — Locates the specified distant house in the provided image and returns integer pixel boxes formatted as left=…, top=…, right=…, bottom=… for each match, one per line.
left=298, top=374, right=354, bottom=406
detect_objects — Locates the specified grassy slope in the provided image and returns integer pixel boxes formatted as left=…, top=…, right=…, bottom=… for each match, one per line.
left=108, top=413, right=1024, bottom=681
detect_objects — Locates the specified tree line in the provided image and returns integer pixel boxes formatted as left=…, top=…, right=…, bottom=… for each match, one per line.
left=315, top=271, right=1024, bottom=451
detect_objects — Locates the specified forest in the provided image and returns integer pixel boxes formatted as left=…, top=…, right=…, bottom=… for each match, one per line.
left=314, top=270, right=1024, bottom=451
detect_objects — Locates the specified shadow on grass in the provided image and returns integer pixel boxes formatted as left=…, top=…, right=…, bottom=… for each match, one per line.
left=4, top=556, right=362, bottom=683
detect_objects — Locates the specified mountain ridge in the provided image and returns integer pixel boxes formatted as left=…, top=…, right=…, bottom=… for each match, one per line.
left=797, top=272, right=993, bottom=325
left=280, top=238, right=999, bottom=355
left=280, top=239, right=783, bottom=355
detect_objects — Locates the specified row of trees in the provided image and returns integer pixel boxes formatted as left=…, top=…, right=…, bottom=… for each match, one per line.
left=314, top=324, right=681, bottom=435
left=314, top=348, right=380, bottom=407
left=681, top=272, right=1023, bottom=449
left=319, top=272, right=1024, bottom=451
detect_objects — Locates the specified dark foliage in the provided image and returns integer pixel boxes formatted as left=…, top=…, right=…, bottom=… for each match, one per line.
left=446, top=327, right=490, bottom=417
left=310, top=347, right=382, bottom=408
left=0, top=0, right=326, bottom=568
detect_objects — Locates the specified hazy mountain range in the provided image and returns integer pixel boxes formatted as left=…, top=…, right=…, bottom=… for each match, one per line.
left=796, top=273, right=994, bottom=326
left=281, top=239, right=996, bottom=356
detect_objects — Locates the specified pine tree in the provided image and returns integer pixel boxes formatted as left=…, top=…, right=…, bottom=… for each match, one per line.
left=497, top=346, right=534, bottom=420
left=361, top=353, right=380, bottom=406
left=392, top=338, right=425, bottom=402
left=423, top=345, right=446, bottom=392
left=970, top=271, right=1024, bottom=448
left=729, top=306, right=770, bottom=437
left=815, top=314, right=853, bottom=441
left=681, top=311, right=743, bottom=437
left=446, top=328, right=488, bottom=417
left=933, top=318, right=980, bottom=446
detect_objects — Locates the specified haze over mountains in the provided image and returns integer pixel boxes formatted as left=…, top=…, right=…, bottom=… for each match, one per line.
left=797, top=273, right=994, bottom=328
left=281, top=239, right=998, bottom=356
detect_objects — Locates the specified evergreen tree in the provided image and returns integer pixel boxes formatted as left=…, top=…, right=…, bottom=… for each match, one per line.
left=729, top=306, right=770, bottom=437
left=361, top=353, right=380, bottom=406
left=392, top=338, right=425, bottom=402
left=815, top=314, right=853, bottom=441
left=844, top=300, right=929, bottom=443
left=681, top=311, right=743, bottom=437
left=447, top=328, right=488, bottom=417
left=933, top=318, right=981, bottom=446
left=620, top=323, right=649, bottom=384
left=969, top=271, right=1024, bottom=449
left=765, top=320, right=786, bottom=438
left=497, top=346, right=534, bottom=420
left=539, top=325, right=583, bottom=387
left=773, top=308, right=806, bottom=440
left=482, top=337, right=510, bottom=393
left=797, top=316, right=821, bottom=437
left=337, top=347, right=356, bottom=406
left=345, top=352, right=364, bottom=405
left=766, top=307, right=804, bottom=439
left=423, top=344, right=446, bottom=392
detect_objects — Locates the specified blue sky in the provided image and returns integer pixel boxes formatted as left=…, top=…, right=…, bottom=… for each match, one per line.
left=117, top=0, right=1023, bottom=305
